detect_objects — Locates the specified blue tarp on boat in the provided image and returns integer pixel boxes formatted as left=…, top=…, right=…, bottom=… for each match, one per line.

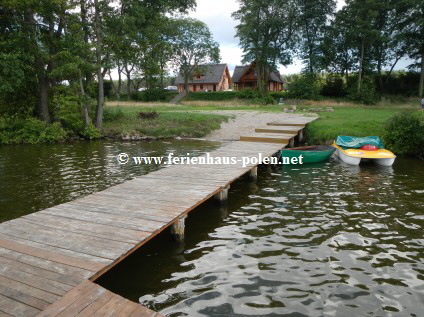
left=336, top=136, right=384, bottom=149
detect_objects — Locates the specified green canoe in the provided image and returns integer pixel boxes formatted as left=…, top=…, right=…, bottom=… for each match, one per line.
left=280, top=145, right=336, bottom=164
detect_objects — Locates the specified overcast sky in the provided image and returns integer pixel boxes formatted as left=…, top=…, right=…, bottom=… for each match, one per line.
left=187, top=0, right=409, bottom=75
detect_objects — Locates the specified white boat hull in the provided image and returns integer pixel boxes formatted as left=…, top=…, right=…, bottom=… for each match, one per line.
left=335, top=149, right=395, bottom=166
left=335, top=149, right=361, bottom=165
left=374, top=157, right=396, bottom=166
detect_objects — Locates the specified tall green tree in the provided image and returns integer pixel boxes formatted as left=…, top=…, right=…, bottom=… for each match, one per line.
left=233, top=0, right=299, bottom=96
left=170, top=18, right=220, bottom=94
left=404, top=0, right=424, bottom=97
left=298, top=0, right=336, bottom=74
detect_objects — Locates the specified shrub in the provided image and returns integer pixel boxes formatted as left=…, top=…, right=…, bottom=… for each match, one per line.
left=383, top=111, right=424, bottom=156
left=269, top=91, right=289, bottom=100
left=236, top=89, right=258, bottom=99
left=286, top=74, right=322, bottom=100
left=348, top=77, right=380, bottom=105
left=186, top=91, right=239, bottom=101
left=321, top=75, right=346, bottom=97
left=80, top=122, right=101, bottom=139
left=51, top=93, right=85, bottom=134
left=0, top=117, right=67, bottom=144
left=131, top=89, right=178, bottom=102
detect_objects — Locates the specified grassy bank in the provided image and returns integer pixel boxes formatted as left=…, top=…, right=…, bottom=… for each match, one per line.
left=304, top=107, right=407, bottom=144
left=103, top=107, right=229, bottom=139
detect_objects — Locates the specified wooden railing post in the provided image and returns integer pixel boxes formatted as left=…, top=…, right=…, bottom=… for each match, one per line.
left=249, top=166, right=258, bottom=180
left=214, top=185, right=230, bottom=203
left=171, top=215, right=187, bottom=241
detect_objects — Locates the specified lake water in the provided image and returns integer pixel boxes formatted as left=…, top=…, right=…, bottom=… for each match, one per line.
left=1, top=141, right=423, bottom=316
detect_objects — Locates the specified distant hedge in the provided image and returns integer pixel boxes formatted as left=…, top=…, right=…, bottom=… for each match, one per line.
left=185, top=91, right=239, bottom=101
left=130, top=89, right=178, bottom=102
left=185, top=90, right=289, bottom=101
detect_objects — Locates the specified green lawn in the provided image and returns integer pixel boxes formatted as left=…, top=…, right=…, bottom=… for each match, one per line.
left=103, top=109, right=229, bottom=138
left=304, top=107, right=413, bottom=144
left=104, top=99, right=418, bottom=142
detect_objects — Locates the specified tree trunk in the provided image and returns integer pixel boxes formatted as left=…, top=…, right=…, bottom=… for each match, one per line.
left=26, top=9, right=51, bottom=123
left=117, top=64, right=122, bottom=99
left=377, top=58, right=384, bottom=93
left=419, top=48, right=424, bottom=98
left=357, top=39, right=365, bottom=93
left=126, top=69, right=131, bottom=98
left=385, top=54, right=403, bottom=88
left=80, top=0, right=92, bottom=92
left=256, top=63, right=267, bottom=97
left=184, top=78, right=189, bottom=94
left=94, top=0, right=104, bottom=129
left=79, top=73, right=90, bottom=128
left=38, top=74, right=51, bottom=123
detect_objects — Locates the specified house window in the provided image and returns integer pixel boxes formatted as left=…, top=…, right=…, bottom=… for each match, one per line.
left=200, top=85, right=203, bottom=90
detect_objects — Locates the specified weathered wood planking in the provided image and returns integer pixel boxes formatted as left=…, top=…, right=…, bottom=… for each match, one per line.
left=267, top=116, right=317, bottom=126
left=0, top=117, right=314, bottom=317
left=255, top=126, right=302, bottom=134
left=240, top=133, right=293, bottom=144
left=34, top=280, right=162, bottom=317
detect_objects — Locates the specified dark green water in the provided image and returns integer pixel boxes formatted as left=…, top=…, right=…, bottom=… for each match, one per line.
left=0, top=140, right=220, bottom=222
left=98, top=158, right=424, bottom=317
left=1, top=141, right=423, bottom=316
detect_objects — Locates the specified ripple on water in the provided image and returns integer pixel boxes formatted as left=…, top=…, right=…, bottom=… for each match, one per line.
left=133, top=160, right=424, bottom=316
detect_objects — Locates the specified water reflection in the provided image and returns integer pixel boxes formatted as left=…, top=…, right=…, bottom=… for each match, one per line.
left=98, top=157, right=424, bottom=317
left=0, top=140, right=220, bottom=222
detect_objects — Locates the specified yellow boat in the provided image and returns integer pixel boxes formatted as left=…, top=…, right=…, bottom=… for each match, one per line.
left=332, top=136, right=396, bottom=166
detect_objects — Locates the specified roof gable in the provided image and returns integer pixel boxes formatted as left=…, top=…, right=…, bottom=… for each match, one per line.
left=175, top=64, right=230, bottom=85
left=232, top=63, right=283, bottom=83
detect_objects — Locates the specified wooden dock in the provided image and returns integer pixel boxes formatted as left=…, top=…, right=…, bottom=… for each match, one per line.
left=0, top=117, right=316, bottom=316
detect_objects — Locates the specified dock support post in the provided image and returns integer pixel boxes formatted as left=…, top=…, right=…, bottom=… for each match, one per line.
left=298, top=129, right=303, bottom=142
left=171, top=216, right=187, bottom=241
left=215, top=185, right=230, bottom=203
left=289, top=137, right=295, bottom=147
left=249, top=166, right=258, bottom=180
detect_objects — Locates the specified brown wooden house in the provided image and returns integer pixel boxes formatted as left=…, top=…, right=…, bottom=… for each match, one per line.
left=232, top=63, right=283, bottom=91
left=175, top=64, right=232, bottom=93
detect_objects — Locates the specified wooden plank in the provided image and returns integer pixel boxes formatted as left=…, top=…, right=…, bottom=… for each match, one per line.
left=0, top=238, right=103, bottom=272
left=56, top=204, right=176, bottom=224
left=0, top=293, right=40, bottom=317
left=267, top=122, right=305, bottom=126
left=267, top=117, right=316, bottom=126
left=0, top=256, right=82, bottom=287
left=0, top=264, right=73, bottom=296
left=40, top=208, right=168, bottom=233
left=22, top=214, right=142, bottom=245
left=75, top=291, right=114, bottom=317
left=0, top=284, right=50, bottom=311
left=89, top=293, right=128, bottom=316
left=0, top=234, right=111, bottom=266
left=255, top=126, right=301, bottom=134
left=128, top=305, right=158, bottom=317
left=35, top=280, right=95, bottom=317
left=0, top=247, right=93, bottom=280
left=240, top=133, right=292, bottom=144
left=0, top=221, right=132, bottom=260
left=114, top=301, right=138, bottom=317
left=55, top=285, right=106, bottom=317
left=0, top=275, right=60, bottom=304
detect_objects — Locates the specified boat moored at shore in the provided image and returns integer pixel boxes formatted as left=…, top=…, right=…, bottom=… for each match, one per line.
left=332, top=136, right=396, bottom=166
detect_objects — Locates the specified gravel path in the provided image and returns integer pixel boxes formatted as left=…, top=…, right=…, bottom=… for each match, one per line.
left=203, top=111, right=317, bottom=141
